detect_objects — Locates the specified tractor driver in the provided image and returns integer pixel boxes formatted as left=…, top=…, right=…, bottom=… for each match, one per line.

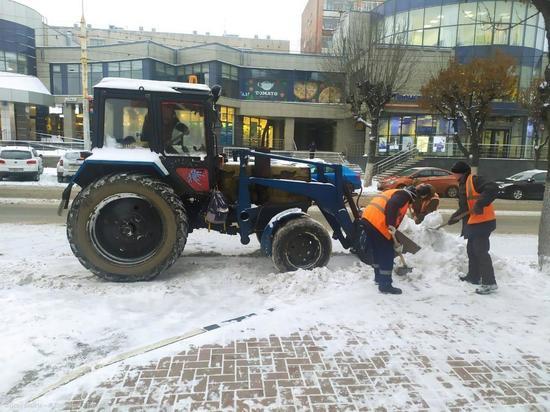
left=161, top=103, right=190, bottom=154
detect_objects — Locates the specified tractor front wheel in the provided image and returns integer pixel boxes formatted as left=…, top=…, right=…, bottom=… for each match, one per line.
left=272, top=217, right=331, bottom=272
left=67, top=173, right=188, bottom=282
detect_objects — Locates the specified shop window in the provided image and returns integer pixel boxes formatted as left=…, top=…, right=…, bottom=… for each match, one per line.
left=459, top=2, right=477, bottom=25
left=457, top=24, right=475, bottom=46
left=439, top=26, right=457, bottom=47
left=510, top=24, right=525, bottom=46
left=181, top=62, right=210, bottom=84
left=5, top=52, right=17, bottom=72
left=67, top=64, right=81, bottom=95
left=536, top=29, right=545, bottom=50
left=17, top=54, right=27, bottom=74
left=120, top=61, right=132, bottom=78
left=103, top=98, right=150, bottom=148
left=131, top=60, right=143, bottom=78
left=389, top=116, right=401, bottom=135
left=440, top=4, right=459, bottom=27
left=511, top=2, right=527, bottom=24
left=423, top=28, right=439, bottom=46
left=477, top=1, right=496, bottom=22
left=409, top=29, right=423, bottom=46
left=475, top=23, right=494, bottom=45
left=417, top=115, right=435, bottom=135
left=524, top=25, right=537, bottom=48
left=394, top=12, right=408, bottom=32
left=495, top=1, right=512, bottom=24
left=493, top=25, right=510, bottom=45
left=384, top=16, right=394, bottom=36
left=409, top=9, right=424, bottom=31
left=242, top=116, right=275, bottom=148
left=423, top=6, right=441, bottom=29
left=88, top=63, right=103, bottom=90
left=218, top=106, right=235, bottom=146
left=108, top=62, right=120, bottom=77
left=51, top=64, right=62, bottom=95
left=401, top=116, right=416, bottom=136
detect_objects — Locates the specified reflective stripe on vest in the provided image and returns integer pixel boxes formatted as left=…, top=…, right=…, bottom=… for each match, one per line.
left=362, top=189, right=409, bottom=240
left=466, top=174, right=496, bottom=224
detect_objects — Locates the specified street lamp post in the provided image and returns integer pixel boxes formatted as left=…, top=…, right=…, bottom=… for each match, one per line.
left=79, top=0, right=91, bottom=150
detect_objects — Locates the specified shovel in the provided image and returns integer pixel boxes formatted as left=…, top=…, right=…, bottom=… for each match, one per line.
left=430, top=211, right=470, bottom=230
left=389, top=227, right=413, bottom=276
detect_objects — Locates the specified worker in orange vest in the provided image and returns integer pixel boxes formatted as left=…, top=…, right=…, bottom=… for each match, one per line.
left=412, top=183, right=440, bottom=224
left=361, top=185, right=417, bottom=294
left=447, top=161, right=499, bottom=295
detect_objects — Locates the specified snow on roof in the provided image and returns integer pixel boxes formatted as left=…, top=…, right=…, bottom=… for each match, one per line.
left=95, top=77, right=211, bottom=94
left=0, top=72, right=51, bottom=95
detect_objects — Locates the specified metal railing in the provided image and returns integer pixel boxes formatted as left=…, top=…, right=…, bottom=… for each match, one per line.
left=374, top=147, right=418, bottom=176
left=0, top=139, right=84, bottom=151
left=222, top=147, right=348, bottom=164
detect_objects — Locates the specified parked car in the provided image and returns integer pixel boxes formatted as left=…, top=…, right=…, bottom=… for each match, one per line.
left=377, top=166, right=459, bottom=197
left=310, top=163, right=362, bottom=191
left=0, top=146, right=43, bottom=181
left=497, top=169, right=547, bottom=200
left=56, top=151, right=88, bottom=182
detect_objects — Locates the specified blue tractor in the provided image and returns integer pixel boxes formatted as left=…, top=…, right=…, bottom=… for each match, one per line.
left=61, top=78, right=363, bottom=282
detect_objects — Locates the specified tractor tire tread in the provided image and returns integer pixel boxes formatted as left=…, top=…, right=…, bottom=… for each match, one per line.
left=67, top=172, right=188, bottom=282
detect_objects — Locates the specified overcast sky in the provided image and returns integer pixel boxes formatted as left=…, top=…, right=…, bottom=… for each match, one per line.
left=16, top=0, right=309, bottom=51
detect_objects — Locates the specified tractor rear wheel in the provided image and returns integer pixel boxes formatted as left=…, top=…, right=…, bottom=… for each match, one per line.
left=67, top=173, right=188, bottom=282
left=272, top=217, right=331, bottom=272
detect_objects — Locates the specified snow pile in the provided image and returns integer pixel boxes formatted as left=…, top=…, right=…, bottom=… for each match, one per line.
left=255, top=262, right=368, bottom=300
left=0, top=167, right=65, bottom=187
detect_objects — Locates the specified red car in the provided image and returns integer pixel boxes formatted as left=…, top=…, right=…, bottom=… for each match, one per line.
left=377, top=167, right=459, bottom=198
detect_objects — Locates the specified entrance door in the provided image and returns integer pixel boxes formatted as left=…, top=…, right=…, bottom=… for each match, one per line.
left=482, top=129, right=510, bottom=158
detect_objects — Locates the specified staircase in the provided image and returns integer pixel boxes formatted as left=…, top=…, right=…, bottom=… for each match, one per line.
left=373, top=148, right=422, bottom=179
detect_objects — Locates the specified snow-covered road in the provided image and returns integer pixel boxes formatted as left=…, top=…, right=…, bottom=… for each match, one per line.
left=1, top=216, right=549, bottom=409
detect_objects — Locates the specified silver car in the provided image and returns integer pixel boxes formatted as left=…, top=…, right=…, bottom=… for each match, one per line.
left=56, top=151, right=86, bottom=183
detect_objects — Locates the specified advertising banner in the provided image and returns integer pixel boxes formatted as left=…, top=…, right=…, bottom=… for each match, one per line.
left=417, top=135, right=430, bottom=153
left=240, top=79, right=288, bottom=101
left=432, top=136, right=446, bottom=153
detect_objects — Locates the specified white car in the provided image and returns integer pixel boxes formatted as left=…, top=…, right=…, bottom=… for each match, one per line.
left=0, top=146, right=44, bottom=181
left=57, top=151, right=86, bottom=182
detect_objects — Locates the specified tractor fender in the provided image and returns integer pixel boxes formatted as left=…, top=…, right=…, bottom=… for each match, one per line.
left=260, top=208, right=307, bottom=256
left=73, top=148, right=169, bottom=188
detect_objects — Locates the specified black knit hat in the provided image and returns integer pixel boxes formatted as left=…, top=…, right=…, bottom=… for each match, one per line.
left=451, top=161, right=471, bottom=174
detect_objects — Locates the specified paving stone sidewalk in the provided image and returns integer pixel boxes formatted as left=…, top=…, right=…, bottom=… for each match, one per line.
left=55, top=324, right=550, bottom=411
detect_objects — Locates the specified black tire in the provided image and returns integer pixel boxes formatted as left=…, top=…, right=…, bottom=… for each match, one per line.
left=32, top=173, right=40, bottom=182
left=512, top=188, right=524, bottom=200
left=67, top=173, right=188, bottom=282
left=272, top=216, right=331, bottom=272
left=446, top=186, right=458, bottom=198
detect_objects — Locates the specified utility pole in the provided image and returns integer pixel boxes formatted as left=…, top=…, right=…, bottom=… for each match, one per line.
left=80, top=0, right=91, bottom=150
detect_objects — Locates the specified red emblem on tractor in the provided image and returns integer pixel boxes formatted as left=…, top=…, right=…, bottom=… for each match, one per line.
left=176, top=168, right=209, bottom=192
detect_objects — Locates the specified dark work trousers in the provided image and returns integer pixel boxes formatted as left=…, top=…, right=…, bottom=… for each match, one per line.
left=467, top=235, right=496, bottom=285
left=362, top=220, right=395, bottom=287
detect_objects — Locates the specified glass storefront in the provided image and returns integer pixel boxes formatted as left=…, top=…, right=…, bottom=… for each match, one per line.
left=242, top=116, right=277, bottom=149
left=218, top=106, right=235, bottom=146
left=0, top=18, right=36, bottom=75
left=381, top=1, right=546, bottom=52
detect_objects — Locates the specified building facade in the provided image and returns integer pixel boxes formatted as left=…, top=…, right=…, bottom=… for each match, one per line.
left=301, top=0, right=383, bottom=53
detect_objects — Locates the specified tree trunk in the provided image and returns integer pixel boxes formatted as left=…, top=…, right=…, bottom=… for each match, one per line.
left=533, top=126, right=540, bottom=169
left=363, top=117, right=379, bottom=187
left=470, top=129, right=481, bottom=171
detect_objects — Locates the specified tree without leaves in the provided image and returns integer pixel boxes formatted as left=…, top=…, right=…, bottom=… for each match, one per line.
left=518, top=77, right=549, bottom=169
left=326, top=13, right=416, bottom=186
left=419, top=51, right=517, bottom=172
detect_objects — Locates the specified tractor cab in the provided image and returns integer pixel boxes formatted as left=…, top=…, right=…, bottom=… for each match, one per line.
left=86, top=77, right=220, bottom=194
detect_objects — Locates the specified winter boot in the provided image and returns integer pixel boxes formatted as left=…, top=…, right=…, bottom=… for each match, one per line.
left=379, top=284, right=402, bottom=295
left=475, top=284, right=498, bottom=295
left=459, top=274, right=481, bottom=285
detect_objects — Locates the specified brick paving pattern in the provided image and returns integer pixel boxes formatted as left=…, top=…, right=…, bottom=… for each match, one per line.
left=60, top=325, right=550, bottom=411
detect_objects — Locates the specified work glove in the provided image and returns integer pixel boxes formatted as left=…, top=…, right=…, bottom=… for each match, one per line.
left=388, top=225, right=397, bottom=235
left=394, top=242, right=404, bottom=255
left=472, top=203, right=484, bottom=215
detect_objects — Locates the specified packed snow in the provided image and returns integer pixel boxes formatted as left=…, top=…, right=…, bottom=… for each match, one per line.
left=0, top=167, right=64, bottom=187
left=0, top=212, right=549, bottom=409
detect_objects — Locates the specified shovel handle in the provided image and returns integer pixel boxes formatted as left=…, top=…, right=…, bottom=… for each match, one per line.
left=434, top=210, right=470, bottom=230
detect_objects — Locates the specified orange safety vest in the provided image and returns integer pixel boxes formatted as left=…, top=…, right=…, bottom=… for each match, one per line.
left=420, top=193, right=440, bottom=214
left=362, top=189, right=409, bottom=240
left=466, top=174, right=496, bottom=224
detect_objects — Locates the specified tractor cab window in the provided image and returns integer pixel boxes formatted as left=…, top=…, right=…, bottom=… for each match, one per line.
left=161, top=101, right=206, bottom=157
left=103, top=98, right=150, bottom=148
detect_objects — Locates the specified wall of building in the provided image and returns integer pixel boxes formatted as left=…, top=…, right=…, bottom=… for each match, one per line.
left=53, top=26, right=290, bottom=52
left=301, top=0, right=323, bottom=53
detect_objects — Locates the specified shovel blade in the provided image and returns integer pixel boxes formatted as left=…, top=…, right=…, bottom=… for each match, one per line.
left=395, top=266, right=413, bottom=276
